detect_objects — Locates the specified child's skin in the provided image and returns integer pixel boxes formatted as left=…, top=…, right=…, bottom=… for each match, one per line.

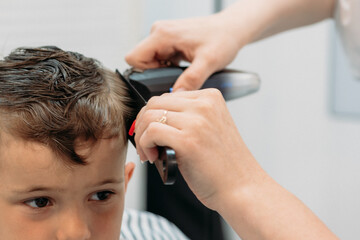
left=0, top=132, right=134, bottom=240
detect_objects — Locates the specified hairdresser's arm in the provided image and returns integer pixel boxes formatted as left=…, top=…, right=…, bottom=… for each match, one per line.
left=126, top=0, right=335, bottom=91
left=134, top=89, right=338, bottom=240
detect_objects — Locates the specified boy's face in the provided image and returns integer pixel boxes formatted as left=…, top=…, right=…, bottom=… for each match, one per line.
left=0, top=132, right=134, bottom=240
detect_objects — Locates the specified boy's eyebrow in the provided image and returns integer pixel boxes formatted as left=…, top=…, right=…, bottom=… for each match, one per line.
left=13, top=178, right=124, bottom=193
left=13, top=186, right=65, bottom=194
left=89, top=178, right=124, bottom=188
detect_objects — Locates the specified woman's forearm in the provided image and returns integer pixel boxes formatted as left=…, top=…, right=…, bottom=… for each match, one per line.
left=212, top=1, right=338, bottom=238
left=217, top=162, right=339, bottom=240
left=217, top=0, right=336, bottom=49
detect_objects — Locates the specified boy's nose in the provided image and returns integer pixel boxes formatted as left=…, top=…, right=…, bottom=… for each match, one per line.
left=56, top=209, right=91, bottom=240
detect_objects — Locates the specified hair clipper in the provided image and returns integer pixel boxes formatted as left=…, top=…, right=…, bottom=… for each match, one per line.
left=116, top=67, right=260, bottom=185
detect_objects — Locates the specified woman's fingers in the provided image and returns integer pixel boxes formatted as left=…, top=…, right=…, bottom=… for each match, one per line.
left=134, top=89, right=225, bottom=162
left=139, top=122, right=183, bottom=163
left=135, top=110, right=182, bottom=148
left=133, top=90, right=198, bottom=162
left=126, top=14, right=241, bottom=91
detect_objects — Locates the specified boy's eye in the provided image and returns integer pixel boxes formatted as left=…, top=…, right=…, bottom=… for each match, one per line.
left=90, top=191, right=114, bottom=201
left=25, top=197, right=51, bottom=208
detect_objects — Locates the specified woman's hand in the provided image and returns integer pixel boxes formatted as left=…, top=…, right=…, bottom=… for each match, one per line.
left=133, top=89, right=260, bottom=209
left=126, top=0, right=334, bottom=92
left=133, top=90, right=338, bottom=240
left=125, top=14, right=243, bottom=92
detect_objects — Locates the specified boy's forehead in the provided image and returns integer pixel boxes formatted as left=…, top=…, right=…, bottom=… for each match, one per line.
left=0, top=132, right=48, bottom=156
left=0, top=132, right=60, bottom=177
left=0, top=133, right=127, bottom=192
left=0, top=132, right=127, bottom=172
left=75, top=136, right=127, bottom=162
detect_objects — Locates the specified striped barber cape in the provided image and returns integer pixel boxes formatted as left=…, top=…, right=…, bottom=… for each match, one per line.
left=120, top=209, right=189, bottom=240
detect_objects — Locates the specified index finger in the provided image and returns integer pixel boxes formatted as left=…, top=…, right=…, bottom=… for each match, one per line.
left=125, top=36, right=163, bottom=69
left=172, top=56, right=215, bottom=91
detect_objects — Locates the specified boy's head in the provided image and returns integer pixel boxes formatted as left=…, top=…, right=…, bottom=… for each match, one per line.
left=0, top=46, right=135, bottom=240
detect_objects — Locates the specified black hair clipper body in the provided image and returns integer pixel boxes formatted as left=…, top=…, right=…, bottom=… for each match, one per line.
left=117, top=67, right=260, bottom=185
left=116, top=70, right=177, bottom=185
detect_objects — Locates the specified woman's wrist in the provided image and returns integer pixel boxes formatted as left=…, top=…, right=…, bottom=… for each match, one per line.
left=216, top=0, right=278, bottom=48
left=216, top=0, right=336, bottom=48
left=217, top=166, right=270, bottom=212
left=213, top=162, right=338, bottom=240
left=207, top=152, right=270, bottom=214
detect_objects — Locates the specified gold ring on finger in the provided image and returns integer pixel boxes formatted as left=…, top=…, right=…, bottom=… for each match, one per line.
left=157, top=110, right=168, bottom=124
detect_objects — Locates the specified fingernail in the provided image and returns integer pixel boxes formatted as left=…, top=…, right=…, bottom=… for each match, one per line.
left=138, top=155, right=146, bottom=163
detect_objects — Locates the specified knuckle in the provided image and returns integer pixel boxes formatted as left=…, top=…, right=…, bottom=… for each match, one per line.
left=183, top=133, right=201, bottom=152
left=150, top=21, right=160, bottom=32
left=196, top=98, right=213, bottom=112
left=207, top=88, right=222, bottom=98
left=201, top=88, right=223, bottom=104
left=146, top=122, right=160, bottom=135
left=160, top=92, right=171, bottom=98
left=147, top=96, right=160, bottom=107
left=142, top=111, right=154, bottom=125
left=192, top=117, right=205, bottom=131
left=151, top=20, right=171, bottom=35
left=124, top=54, right=133, bottom=64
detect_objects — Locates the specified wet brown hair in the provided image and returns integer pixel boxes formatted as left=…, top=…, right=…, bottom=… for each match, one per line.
left=0, top=46, right=133, bottom=164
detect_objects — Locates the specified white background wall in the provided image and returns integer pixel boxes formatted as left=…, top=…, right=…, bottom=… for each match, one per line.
left=1, top=1, right=360, bottom=239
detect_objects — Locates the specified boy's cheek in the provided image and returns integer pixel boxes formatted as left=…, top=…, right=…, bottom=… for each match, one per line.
left=90, top=197, right=125, bottom=239
left=0, top=207, right=54, bottom=240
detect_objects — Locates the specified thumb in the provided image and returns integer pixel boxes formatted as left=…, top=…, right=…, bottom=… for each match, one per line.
left=172, top=57, right=216, bottom=91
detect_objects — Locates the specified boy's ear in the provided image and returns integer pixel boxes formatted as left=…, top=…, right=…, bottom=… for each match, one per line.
left=124, top=162, right=135, bottom=192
